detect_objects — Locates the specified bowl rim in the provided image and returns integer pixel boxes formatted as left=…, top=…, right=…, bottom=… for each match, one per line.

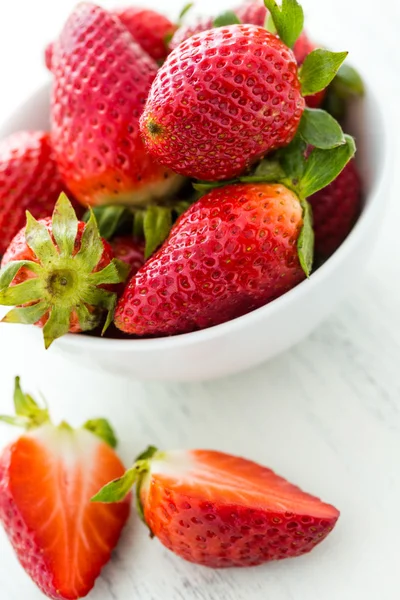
left=1, top=82, right=391, bottom=354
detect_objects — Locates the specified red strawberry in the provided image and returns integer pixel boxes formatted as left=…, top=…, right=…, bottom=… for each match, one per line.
left=0, top=194, right=129, bottom=347
left=309, top=160, right=361, bottom=260
left=114, top=7, right=176, bottom=62
left=169, top=17, right=213, bottom=51
left=169, top=1, right=267, bottom=51
left=235, top=0, right=267, bottom=26
left=141, top=25, right=305, bottom=181
left=293, top=32, right=325, bottom=108
left=94, top=447, right=340, bottom=568
left=0, top=378, right=130, bottom=599
left=51, top=3, right=183, bottom=208
left=0, top=131, right=70, bottom=256
left=111, top=236, right=145, bottom=277
left=114, top=183, right=306, bottom=336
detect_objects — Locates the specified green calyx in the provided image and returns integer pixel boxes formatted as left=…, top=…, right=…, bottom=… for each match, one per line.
left=0, top=377, right=50, bottom=430
left=85, top=200, right=192, bottom=260
left=92, top=445, right=159, bottom=521
left=264, top=0, right=304, bottom=48
left=0, top=193, right=130, bottom=349
left=0, top=377, right=118, bottom=448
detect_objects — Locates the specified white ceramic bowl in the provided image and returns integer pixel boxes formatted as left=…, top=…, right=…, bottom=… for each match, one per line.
left=0, top=81, right=390, bottom=381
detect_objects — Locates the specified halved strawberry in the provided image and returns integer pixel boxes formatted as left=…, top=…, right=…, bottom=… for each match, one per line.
left=0, top=378, right=130, bottom=599
left=94, top=447, right=340, bottom=568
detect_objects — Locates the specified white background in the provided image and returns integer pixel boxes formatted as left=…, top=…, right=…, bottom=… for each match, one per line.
left=0, top=1, right=400, bottom=599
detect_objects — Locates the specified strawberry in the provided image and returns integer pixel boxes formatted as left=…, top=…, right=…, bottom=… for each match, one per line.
left=0, top=131, right=71, bottom=256
left=94, top=447, right=340, bottom=568
left=114, top=7, right=176, bottom=62
left=0, top=378, right=130, bottom=599
left=169, top=17, right=213, bottom=51
left=309, top=159, right=362, bottom=260
left=51, top=2, right=183, bottom=208
left=111, top=236, right=145, bottom=277
left=141, top=25, right=305, bottom=181
left=115, top=121, right=357, bottom=337
left=235, top=0, right=268, bottom=26
left=0, top=194, right=129, bottom=348
left=169, top=0, right=267, bottom=51
left=114, top=183, right=307, bottom=336
left=293, top=32, right=325, bottom=108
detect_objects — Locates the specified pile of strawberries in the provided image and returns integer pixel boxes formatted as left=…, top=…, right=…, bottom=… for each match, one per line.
left=0, top=0, right=364, bottom=347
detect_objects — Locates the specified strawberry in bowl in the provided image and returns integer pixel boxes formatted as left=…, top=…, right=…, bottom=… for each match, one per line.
left=0, top=0, right=386, bottom=380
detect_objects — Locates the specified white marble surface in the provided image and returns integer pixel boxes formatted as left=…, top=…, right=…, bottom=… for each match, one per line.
left=0, top=0, right=399, bottom=599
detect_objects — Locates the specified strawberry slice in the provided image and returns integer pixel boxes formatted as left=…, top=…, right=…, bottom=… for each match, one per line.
left=94, top=447, right=339, bottom=568
left=0, top=379, right=130, bottom=599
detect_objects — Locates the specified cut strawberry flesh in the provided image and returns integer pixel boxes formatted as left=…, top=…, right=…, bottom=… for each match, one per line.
left=141, top=450, right=339, bottom=568
left=0, top=425, right=130, bottom=599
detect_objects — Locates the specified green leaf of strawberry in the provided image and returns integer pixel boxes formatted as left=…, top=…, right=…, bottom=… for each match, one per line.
left=0, top=377, right=49, bottom=429
left=178, top=2, right=193, bottom=22
left=84, top=419, right=118, bottom=449
left=213, top=10, right=241, bottom=27
left=143, top=206, right=173, bottom=259
left=299, top=49, right=348, bottom=96
left=83, top=205, right=129, bottom=240
left=299, top=135, right=356, bottom=198
left=264, top=0, right=304, bottom=48
left=297, top=199, right=314, bottom=277
left=298, top=108, right=346, bottom=149
left=333, top=64, right=365, bottom=98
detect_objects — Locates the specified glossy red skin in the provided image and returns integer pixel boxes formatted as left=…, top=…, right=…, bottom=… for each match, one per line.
left=0, top=131, right=68, bottom=256
left=293, top=32, right=325, bottom=108
left=142, top=450, right=340, bottom=568
left=0, top=433, right=130, bottom=599
left=111, top=236, right=145, bottom=276
left=141, top=25, right=305, bottom=181
left=115, top=7, right=176, bottom=61
left=115, top=183, right=305, bottom=336
left=1, top=218, right=114, bottom=333
left=309, top=160, right=361, bottom=260
left=51, top=3, right=179, bottom=208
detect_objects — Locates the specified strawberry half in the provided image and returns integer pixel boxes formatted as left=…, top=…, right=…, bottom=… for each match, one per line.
left=0, top=131, right=74, bottom=256
left=94, top=447, right=339, bottom=568
left=0, top=193, right=129, bottom=348
left=0, top=378, right=130, bottom=599
left=51, top=2, right=183, bottom=208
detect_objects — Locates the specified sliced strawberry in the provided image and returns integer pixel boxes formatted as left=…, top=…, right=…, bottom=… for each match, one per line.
left=0, top=379, right=130, bottom=600
left=94, top=448, right=340, bottom=568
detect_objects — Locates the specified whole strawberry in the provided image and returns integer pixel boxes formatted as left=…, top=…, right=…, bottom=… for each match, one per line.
left=0, top=194, right=129, bottom=348
left=293, top=32, right=325, bottom=108
left=0, top=131, right=70, bottom=256
left=309, top=160, right=361, bottom=260
left=94, top=447, right=340, bottom=568
left=114, top=183, right=306, bottom=336
left=51, top=3, right=182, bottom=208
left=115, top=6, right=176, bottom=62
left=141, top=25, right=305, bottom=181
left=0, top=378, right=130, bottom=599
